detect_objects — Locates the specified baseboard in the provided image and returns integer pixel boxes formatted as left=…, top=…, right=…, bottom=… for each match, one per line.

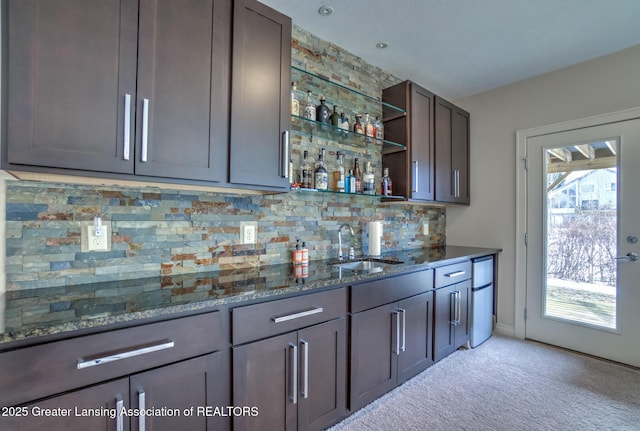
left=494, top=323, right=516, bottom=338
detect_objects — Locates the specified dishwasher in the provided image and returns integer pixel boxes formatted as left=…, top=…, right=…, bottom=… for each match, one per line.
left=470, top=256, right=494, bottom=347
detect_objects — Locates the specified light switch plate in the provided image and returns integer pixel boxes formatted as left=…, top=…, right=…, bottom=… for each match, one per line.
left=81, top=221, right=111, bottom=252
left=423, top=222, right=430, bottom=235
left=240, top=221, right=257, bottom=245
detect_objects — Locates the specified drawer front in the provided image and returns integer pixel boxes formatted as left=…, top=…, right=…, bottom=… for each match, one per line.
left=351, top=269, right=434, bottom=313
left=435, top=260, right=472, bottom=288
left=232, top=288, right=346, bottom=345
left=0, top=310, right=225, bottom=407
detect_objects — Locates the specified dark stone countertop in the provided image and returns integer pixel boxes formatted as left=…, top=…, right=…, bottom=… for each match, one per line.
left=0, top=246, right=500, bottom=348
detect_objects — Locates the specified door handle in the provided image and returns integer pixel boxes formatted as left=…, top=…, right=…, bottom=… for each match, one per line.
left=392, top=310, right=401, bottom=355
left=289, top=343, right=298, bottom=404
left=300, top=340, right=309, bottom=399
left=399, top=308, right=406, bottom=353
left=282, top=131, right=290, bottom=179
left=138, top=390, right=146, bottom=431
left=116, top=399, right=124, bottom=431
left=123, top=94, right=131, bottom=161
left=412, top=161, right=419, bottom=193
left=141, top=98, right=149, bottom=162
left=615, top=252, right=639, bottom=262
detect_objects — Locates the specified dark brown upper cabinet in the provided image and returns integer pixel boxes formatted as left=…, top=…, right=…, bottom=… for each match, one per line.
left=382, top=81, right=470, bottom=205
left=382, top=81, right=435, bottom=201
left=4, top=0, right=291, bottom=192
left=5, top=0, right=139, bottom=174
left=435, top=97, right=470, bottom=205
left=229, top=0, right=291, bottom=190
left=134, top=0, right=231, bottom=183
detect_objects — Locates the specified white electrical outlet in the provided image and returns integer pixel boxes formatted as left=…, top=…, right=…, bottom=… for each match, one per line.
left=240, top=222, right=257, bottom=245
left=81, top=220, right=111, bottom=252
left=423, top=222, right=430, bottom=235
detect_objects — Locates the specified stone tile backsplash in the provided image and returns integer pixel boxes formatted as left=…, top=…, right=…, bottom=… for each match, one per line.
left=3, top=25, right=446, bottom=290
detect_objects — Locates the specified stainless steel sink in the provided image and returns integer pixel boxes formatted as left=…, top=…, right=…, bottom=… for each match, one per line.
left=330, top=257, right=403, bottom=273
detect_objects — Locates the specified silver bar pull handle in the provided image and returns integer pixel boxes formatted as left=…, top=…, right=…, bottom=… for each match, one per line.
left=290, top=343, right=298, bottom=404
left=300, top=340, right=309, bottom=399
left=77, top=340, right=175, bottom=369
left=615, top=252, right=639, bottom=262
left=139, top=391, right=146, bottom=431
left=399, top=308, right=406, bottom=352
left=141, top=98, right=149, bottom=162
left=452, top=291, right=462, bottom=326
left=123, top=94, right=131, bottom=160
left=116, top=399, right=124, bottom=431
left=445, top=270, right=466, bottom=278
left=273, top=307, right=323, bottom=323
left=393, top=310, right=401, bottom=355
left=282, top=131, right=290, bottom=178
left=412, top=160, right=419, bottom=193
left=449, top=291, right=457, bottom=326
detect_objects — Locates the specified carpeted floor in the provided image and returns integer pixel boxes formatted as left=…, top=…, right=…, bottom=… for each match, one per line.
left=327, top=335, right=640, bottom=430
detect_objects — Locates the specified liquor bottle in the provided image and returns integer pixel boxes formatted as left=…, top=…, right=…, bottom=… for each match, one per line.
left=353, top=114, right=364, bottom=135
left=301, top=150, right=312, bottom=189
left=290, top=82, right=300, bottom=116
left=339, top=113, right=349, bottom=136
left=345, top=169, right=356, bottom=194
left=304, top=91, right=315, bottom=120
left=363, top=161, right=375, bottom=194
left=374, top=116, right=384, bottom=141
left=353, top=158, right=363, bottom=193
left=314, top=148, right=328, bottom=191
left=364, top=113, right=374, bottom=141
left=316, top=96, right=330, bottom=125
left=381, top=167, right=393, bottom=196
left=333, top=151, right=345, bottom=192
left=329, top=105, right=340, bottom=129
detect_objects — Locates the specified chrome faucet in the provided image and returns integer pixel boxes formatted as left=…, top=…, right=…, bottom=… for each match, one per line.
left=337, top=224, right=355, bottom=261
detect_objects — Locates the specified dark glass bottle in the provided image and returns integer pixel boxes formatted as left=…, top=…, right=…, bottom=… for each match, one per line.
left=314, top=148, right=328, bottom=191
left=316, top=96, right=330, bottom=125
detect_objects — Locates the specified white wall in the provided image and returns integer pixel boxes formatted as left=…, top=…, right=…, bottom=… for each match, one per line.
left=447, top=44, right=640, bottom=334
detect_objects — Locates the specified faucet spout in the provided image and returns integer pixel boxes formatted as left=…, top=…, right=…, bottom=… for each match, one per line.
left=337, top=224, right=355, bottom=261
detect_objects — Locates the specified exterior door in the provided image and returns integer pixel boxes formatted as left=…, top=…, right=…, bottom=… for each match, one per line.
left=524, top=118, right=640, bottom=367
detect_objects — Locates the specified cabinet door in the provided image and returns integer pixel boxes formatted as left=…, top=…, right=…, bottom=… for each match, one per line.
left=229, top=0, right=291, bottom=190
left=233, top=332, right=298, bottom=431
left=435, top=97, right=470, bottom=204
left=135, top=0, right=231, bottom=182
left=6, top=0, right=137, bottom=174
left=0, top=378, right=129, bottom=431
left=453, top=281, right=471, bottom=349
left=298, top=318, right=348, bottom=431
left=433, top=285, right=456, bottom=361
left=130, top=352, right=229, bottom=431
left=350, top=303, right=399, bottom=411
left=397, top=291, right=434, bottom=383
left=409, top=84, right=436, bottom=201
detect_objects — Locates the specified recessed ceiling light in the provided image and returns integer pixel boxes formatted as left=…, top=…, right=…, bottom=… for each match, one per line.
left=376, top=42, right=389, bottom=49
left=318, top=6, right=334, bottom=16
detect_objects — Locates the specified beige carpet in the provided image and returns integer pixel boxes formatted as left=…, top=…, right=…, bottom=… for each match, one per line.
left=327, top=335, right=640, bottom=430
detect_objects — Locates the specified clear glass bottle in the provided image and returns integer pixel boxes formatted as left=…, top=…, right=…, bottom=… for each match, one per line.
left=316, top=96, right=330, bottom=125
left=363, top=161, right=375, bottom=194
left=374, top=116, right=384, bottom=141
left=304, top=90, right=315, bottom=120
left=339, top=113, right=349, bottom=136
left=333, top=151, right=345, bottom=192
left=353, top=114, right=364, bottom=135
left=381, top=167, right=393, bottom=196
left=364, top=113, right=374, bottom=141
left=301, top=150, right=312, bottom=189
left=314, top=148, right=328, bottom=191
left=353, top=158, right=363, bottom=193
left=290, top=82, right=300, bottom=116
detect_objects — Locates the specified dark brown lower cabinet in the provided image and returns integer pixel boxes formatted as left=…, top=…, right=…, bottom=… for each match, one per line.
left=0, top=378, right=129, bottom=431
left=434, top=281, right=471, bottom=361
left=233, top=318, right=347, bottom=431
left=350, top=291, right=433, bottom=412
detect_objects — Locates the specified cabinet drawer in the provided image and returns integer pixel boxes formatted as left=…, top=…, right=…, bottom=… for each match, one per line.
left=351, top=270, right=433, bottom=313
left=0, top=311, right=225, bottom=407
left=232, top=288, right=346, bottom=345
left=435, top=260, right=472, bottom=288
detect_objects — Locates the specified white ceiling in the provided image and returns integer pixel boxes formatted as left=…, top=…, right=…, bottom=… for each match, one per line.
left=258, top=0, right=640, bottom=101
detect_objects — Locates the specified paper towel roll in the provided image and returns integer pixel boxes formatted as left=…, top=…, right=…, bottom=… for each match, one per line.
left=368, top=221, right=382, bottom=256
